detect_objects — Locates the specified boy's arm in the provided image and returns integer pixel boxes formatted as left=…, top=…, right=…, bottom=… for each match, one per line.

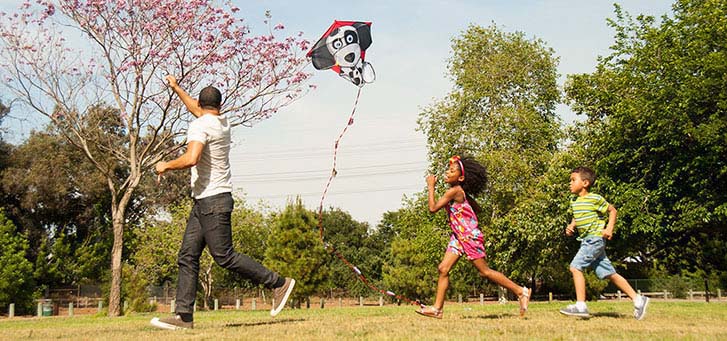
left=426, top=175, right=459, bottom=213
left=565, top=218, right=576, bottom=236
left=166, top=75, right=204, bottom=118
left=602, top=204, right=617, bottom=240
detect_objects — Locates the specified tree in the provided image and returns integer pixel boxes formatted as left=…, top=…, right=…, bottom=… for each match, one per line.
left=416, top=24, right=562, bottom=289
left=0, top=210, right=35, bottom=314
left=382, top=197, right=448, bottom=303
left=318, top=207, right=370, bottom=296
left=418, top=24, right=561, bottom=223
left=564, top=1, right=727, bottom=280
left=0, top=1, right=310, bottom=315
left=265, top=198, right=328, bottom=303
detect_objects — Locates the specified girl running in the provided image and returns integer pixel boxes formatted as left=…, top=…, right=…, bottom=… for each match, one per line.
left=416, top=155, right=530, bottom=319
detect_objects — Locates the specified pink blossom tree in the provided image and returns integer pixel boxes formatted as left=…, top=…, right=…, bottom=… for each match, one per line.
left=0, top=0, right=311, bottom=316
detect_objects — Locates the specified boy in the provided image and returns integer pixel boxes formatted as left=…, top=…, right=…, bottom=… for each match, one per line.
left=560, top=167, right=649, bottom=320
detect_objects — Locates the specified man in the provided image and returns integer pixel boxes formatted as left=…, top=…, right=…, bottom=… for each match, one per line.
left=151, top=76, right=295, bottom=330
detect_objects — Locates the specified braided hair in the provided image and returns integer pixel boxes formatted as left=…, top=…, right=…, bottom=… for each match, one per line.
left=451, top=155, right=487, bottom=214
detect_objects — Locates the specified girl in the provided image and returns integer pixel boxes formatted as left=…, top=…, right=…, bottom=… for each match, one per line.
left=416, top=155, right=530, bottom=319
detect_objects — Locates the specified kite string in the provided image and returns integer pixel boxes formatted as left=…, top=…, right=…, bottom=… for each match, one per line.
left=316, top=87, right=424, bottom=308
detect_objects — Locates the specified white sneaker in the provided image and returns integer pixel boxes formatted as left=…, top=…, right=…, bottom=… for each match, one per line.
left=560, top=304, right=590, bottom=318
left=634, top=296, right=650, bottom=320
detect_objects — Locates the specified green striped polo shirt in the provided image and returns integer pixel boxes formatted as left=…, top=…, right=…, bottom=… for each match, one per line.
left=570, top=193, right=609, bottom=240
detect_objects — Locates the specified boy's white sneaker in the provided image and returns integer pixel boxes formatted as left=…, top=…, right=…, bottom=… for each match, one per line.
left=559, top=304, right=590, bottom=318
left=634, top=296, right=650, bottom=320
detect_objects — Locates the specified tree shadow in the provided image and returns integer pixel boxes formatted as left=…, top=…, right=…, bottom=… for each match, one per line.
left=224, top=318, right=306, bottom=328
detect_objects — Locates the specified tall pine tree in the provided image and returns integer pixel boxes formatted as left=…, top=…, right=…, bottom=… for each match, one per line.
left=265, top=198, right=329, bottom=303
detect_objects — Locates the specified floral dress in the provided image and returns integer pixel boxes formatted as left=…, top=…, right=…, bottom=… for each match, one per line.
left=446, top=197, right=486, bottom=260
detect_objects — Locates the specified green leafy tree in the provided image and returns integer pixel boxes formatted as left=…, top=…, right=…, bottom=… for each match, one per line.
left=416, top=24, right=562, bottom=290
left=564, top=1, right=727, bottom=282
left=318, top=207, right=370, bottom=296
left=383, top=196, right=460, bottom=303
left=0, top=210, right=35, bottom=314
left=265, top=198, right=328, bottom=303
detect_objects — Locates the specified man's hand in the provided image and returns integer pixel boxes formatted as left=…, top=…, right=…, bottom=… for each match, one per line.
left=155, top=161, right=167, bottom=175
left=165, top=75, right=178, bottom=88
left=426, top=175, right=437, bottom=187
left=155, top=161, right=167, bottom=184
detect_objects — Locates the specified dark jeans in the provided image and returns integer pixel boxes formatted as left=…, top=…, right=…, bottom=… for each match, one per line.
left=175, top=192, right=282, bottom=314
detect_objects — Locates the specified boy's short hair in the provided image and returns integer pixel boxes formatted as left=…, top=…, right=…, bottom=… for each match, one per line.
left=571, top=166, right=596, bottom=189
left=199, top=86, right=222, bottom=110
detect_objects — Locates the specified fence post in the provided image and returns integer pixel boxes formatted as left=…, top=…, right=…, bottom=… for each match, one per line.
left=718, top=289, right=722, bottom=300
left=689, top=289, right=694, bottom=300
left=379, top=296, right=383, bottom=307
left=214, top=299, right=218, bottom=311
left=123, top=300, right=128, bottom=313
left=339, top=297, right=342, bottom=308
left=9, top=303, right=14, bottom=318
left=480, top=293, right=484, bottom=305
left=37, top=302, right=42, bottom=317
left=320, top=298, right=325, bottom=309
left=548, top=292, right=553, bottom=303
left=252, top=298, right=256, bottom=310
left=69, top=302, right=74, bottom=317
left=170, top=299, right=175, bottom=313
left=359, top=296, right=363, bottom=307
left=664, top=290, right=668, bottom=300
left=458, top=294, right=462, bottom=304
left=637, top=289, right=641, bottom=296
left=617, top=290, right=622, bottom=300
left=306, top=297, right=311, bottom=309
left=235, top=299, right=240, bottom=310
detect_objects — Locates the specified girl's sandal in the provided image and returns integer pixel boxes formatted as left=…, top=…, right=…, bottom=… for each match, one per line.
left=519, top=287, right=530, bottom=317
left=415, top=306, right=443, bottom=319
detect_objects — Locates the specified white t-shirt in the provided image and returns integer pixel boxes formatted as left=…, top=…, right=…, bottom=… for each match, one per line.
left=186, top=113, right=233, bottom=199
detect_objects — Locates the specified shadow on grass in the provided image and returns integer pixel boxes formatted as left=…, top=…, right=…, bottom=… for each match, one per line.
left=463, top=312, right=625, bottom=320
left=224, top=318, right=306, bottom=328
left=463, top=314, right=516, bottom=320
left=591, top=312, right=625, bottom=318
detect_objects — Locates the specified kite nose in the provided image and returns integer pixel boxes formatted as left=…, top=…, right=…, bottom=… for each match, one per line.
left=345, top=53, right=355, bottom=63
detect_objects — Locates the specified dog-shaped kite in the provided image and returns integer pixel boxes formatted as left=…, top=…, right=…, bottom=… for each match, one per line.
left=307, top=21, right=374, bottom=86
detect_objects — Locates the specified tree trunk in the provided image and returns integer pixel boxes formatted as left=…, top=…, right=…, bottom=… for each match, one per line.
left=108, top=210, right=125, bottom=316
left=106, top=179, right=139, bottom=317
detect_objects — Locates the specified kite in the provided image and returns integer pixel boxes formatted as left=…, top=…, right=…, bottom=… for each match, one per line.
left=307, top=20, right=375, bottom=86
left=308, top=20, right=423, bottom=308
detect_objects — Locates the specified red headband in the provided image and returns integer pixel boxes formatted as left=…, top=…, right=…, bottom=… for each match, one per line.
left=449, top=155, right=464, bottom=178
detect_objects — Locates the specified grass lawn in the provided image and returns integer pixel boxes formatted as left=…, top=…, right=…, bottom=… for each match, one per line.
left=1, top=301, right=726, bottom=340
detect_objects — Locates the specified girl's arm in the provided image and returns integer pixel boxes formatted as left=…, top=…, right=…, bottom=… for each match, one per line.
left=427, top=175, right=461, bottom=213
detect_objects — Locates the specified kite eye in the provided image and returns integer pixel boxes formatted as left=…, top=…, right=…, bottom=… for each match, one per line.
left=345, top=31, right=357, bottom=44
left=332, top=39, right=343, bottom=50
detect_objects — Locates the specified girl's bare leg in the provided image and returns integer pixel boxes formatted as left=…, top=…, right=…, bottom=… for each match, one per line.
left=433, top=251, right=460, bottom=310
left=471, top=258, right=524, bottom=296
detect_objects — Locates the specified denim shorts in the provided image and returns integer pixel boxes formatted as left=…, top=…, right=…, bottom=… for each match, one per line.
left=570, top=237, right=616, bottom=279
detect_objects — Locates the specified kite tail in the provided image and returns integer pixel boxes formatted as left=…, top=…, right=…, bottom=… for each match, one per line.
left=316, top=88, right=425, bottom=308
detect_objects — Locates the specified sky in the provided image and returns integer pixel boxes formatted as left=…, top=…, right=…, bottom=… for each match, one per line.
left=0, top=1, right=674, bottom=227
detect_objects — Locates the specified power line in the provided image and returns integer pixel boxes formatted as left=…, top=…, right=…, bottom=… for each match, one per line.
left=231, top=161, right=427, bottom=180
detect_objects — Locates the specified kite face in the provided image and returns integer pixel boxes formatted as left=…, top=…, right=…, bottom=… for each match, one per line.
left=308, top=21, right=374, bottom=86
